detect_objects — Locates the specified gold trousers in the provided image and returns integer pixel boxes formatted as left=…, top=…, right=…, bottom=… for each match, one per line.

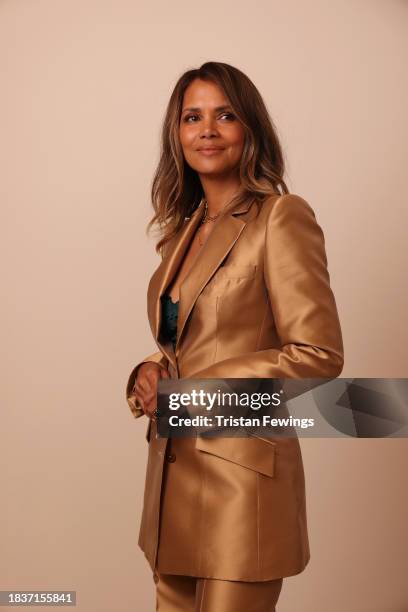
left=154, top=571, right=283, bottom=612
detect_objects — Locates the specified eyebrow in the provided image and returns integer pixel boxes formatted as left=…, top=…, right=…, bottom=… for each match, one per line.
left=181, top=105, right=232, bottom=113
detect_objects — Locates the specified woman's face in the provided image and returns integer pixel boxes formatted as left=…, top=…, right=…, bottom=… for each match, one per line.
left=179, top=78, right=245, bottom=179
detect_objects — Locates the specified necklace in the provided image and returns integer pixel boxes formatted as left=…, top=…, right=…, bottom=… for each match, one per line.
left=197, top=199, right=222, bottom=247
left=201, top=200, right=222, bottom=223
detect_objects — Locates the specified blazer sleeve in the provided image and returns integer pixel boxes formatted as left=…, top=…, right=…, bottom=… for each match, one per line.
left=125, top=351, right=169, bottom=418
left=190, top=194, right=344, bottom=380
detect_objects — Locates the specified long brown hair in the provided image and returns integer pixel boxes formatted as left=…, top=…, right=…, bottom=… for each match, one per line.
left=148, top=61, right=289, bottom=254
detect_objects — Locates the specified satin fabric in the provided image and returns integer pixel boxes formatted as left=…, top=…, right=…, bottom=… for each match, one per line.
left=155, top=571, right=283, bottom=612
left=125, top=193, right=344, bottom=581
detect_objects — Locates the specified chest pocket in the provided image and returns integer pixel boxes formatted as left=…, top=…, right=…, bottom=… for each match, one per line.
left=199, top=264, right=258, bottom=299
left=215, top=264, right=257, bottom=280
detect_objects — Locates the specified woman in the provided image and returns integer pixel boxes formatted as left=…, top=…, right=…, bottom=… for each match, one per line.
left=126, top=62, right=344, bottom=611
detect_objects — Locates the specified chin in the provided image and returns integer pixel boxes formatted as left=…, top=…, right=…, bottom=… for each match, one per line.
left=193, top=162, right=235, bottom=175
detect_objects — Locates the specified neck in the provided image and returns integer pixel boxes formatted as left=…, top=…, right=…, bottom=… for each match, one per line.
left=199, top=174, right=241, bottom=217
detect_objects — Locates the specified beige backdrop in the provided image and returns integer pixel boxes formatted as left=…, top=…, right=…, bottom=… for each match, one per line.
left=1, top=0, right=408, bottom=610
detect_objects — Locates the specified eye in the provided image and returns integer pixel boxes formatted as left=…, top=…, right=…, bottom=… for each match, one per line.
left=219, top=112, right=236, bottom=120
left=183, top=114, right=199, bottom=123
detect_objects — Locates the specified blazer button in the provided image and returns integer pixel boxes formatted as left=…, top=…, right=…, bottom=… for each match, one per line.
left=166, top=452, right=176, bottom=463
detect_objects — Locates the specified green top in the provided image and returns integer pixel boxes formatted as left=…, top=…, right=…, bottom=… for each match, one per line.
left=160, top=294, right=179, bottom=350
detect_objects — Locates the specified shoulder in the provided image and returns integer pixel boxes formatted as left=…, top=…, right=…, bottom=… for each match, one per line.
left=260, top=193, right=317, bottom=223
left=254, top=193, right=326, bottom=257
left=256, top=193, right=320, bottom=238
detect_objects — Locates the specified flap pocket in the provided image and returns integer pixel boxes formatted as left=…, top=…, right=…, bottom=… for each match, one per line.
left=195, top=434, right=276, bottom=478
left=216, top=264, right=257, bottom=279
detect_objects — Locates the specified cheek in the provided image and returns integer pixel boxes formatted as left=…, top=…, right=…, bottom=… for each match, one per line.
left=224, top=126, right=245, bottom=153
left=179, top=125, right=195, bottom=148
left=179, top=132, right=193, bottom=162
left=227, top=137, right=245, bottom=162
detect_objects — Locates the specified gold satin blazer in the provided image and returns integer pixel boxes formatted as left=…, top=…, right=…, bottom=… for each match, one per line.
left=125, top=193, right=344, bottom=581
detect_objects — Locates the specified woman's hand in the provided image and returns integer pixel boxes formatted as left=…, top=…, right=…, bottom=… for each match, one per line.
left=133, top=362, right=170, bottom=419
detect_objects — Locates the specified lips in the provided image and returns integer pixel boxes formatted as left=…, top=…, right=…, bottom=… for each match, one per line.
left=196, top=146, right=225, bottom=156
left=197, top=146, right=224, bottom=151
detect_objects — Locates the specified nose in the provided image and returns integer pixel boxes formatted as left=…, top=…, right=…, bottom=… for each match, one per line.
left=199, top=115, right=218, bottom=138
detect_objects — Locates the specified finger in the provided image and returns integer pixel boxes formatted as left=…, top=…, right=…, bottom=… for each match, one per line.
left=136, top=377, right=152, bottom=394
left=133, top=383, right=154, bottom=402
left=144, top=396, right=157, bottom=417
left=135, top=370, right=159, bottom=408
left=140, top=372, right=160, bottom=399
left=143, top=396, right=155, bottom=412
left=135, top=390, right=156, bottom=413
left=146, top=365, right=161, bottom=380
left=160, top=369, right=170, bottom=379
left=134, top=391, right=147, bottom=415
left=145, top=393, right=157, bottom=411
